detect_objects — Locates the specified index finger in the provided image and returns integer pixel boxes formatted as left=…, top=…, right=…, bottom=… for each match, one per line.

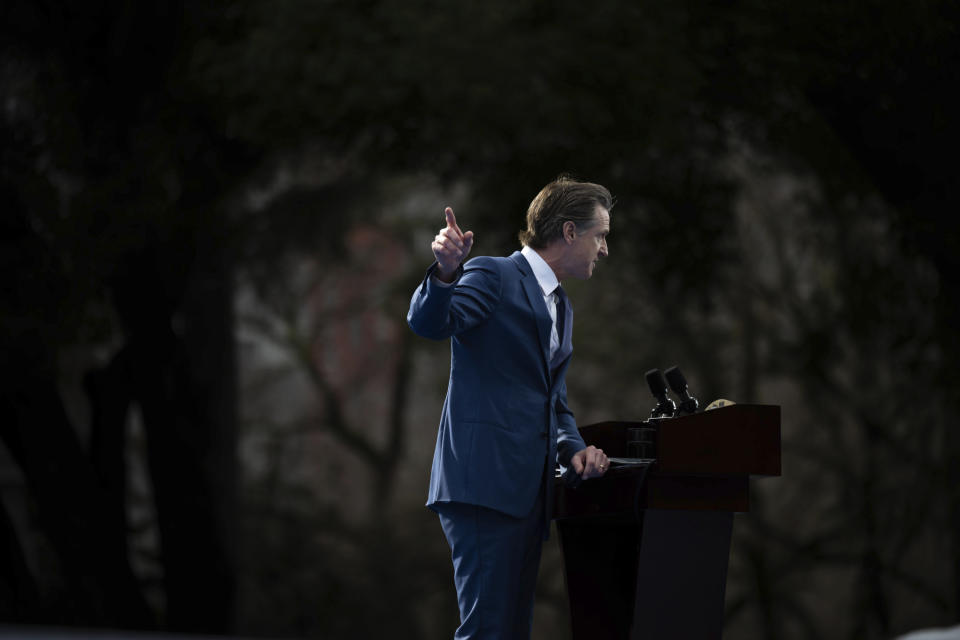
left=445, top=207, right=464, bottom=238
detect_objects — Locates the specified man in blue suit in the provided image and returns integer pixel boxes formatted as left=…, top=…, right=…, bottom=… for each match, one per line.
left=408, top=177, right=612, bottom=639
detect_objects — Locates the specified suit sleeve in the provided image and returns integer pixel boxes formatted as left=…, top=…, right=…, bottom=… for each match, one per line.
left=555, top=378, right=586, bottom=467
left=407, top=258, right=502, bottom=340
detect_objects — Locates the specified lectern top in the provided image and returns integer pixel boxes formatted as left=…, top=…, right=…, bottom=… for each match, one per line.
left=578, top=404, right=781, bottom=477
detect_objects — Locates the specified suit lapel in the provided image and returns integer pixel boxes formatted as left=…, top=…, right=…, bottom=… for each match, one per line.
left=510, top=252, right=553, bottom=369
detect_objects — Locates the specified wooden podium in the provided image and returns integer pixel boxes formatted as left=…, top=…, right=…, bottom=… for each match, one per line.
left=553, top=404, right=781, bottom=639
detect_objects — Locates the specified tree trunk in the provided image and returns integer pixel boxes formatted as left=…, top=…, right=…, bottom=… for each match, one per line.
left=0, top=376, right=154, bottom=627
left=111, top=236, right=237, bottom=633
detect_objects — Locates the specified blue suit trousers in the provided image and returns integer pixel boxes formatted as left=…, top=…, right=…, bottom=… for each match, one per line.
left=435, top=478, right=546, bottom=640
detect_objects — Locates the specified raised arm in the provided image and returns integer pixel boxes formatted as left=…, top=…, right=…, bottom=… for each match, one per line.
left=409, top=207, right=498, bottom=340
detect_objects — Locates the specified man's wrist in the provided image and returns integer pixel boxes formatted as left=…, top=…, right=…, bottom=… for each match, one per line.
left=434, top=266, right=458, bottom=283
left=431, top=261, right=462, bottom=285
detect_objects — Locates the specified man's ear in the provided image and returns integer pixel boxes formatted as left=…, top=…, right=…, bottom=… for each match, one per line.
left=563, top=221, right=577, bottom=244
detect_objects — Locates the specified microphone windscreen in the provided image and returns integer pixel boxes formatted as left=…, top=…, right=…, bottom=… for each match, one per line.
left=705, top=399, right=736, bottom=411
left=664, top=366, right=687, bottom=394
left=645, top=368, right=667, bottom=397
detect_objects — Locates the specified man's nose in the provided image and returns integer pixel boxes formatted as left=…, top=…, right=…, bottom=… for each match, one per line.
left=599, top=240, right=608, bottom=257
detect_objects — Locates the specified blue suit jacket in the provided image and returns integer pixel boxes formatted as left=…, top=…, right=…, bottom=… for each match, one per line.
left=407, top=251, right=587, bottom=523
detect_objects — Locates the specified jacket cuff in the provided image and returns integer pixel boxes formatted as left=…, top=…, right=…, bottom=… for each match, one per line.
left=424, top=261, right=464, bottom=289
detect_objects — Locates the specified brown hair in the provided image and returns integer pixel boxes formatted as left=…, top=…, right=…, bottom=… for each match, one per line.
left=518, top=176, right=613, bottom=249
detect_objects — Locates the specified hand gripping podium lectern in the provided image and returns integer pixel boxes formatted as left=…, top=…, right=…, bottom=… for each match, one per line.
left=553, top=404, right=781, bottom=639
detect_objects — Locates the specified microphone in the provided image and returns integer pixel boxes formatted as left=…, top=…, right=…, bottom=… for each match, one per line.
left=645, top=368, right=676, bottom=418
left=665, top=366, right=699, bottom=415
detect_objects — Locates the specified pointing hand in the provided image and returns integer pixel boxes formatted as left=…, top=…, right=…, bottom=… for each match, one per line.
left=432, top=207, right=474, bottom=282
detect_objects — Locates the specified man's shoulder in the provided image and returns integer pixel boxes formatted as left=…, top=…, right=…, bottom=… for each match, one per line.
left=464, top=252, right=524, bottom=275
left=464, top=254, right=529, bottom=289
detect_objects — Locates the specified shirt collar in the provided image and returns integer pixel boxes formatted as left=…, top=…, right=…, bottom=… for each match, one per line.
left=521, top=245, right=560, bottom=297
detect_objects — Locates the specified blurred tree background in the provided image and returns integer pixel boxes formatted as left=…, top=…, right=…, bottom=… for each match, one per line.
left=1, top=1, right=958, bottom=638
